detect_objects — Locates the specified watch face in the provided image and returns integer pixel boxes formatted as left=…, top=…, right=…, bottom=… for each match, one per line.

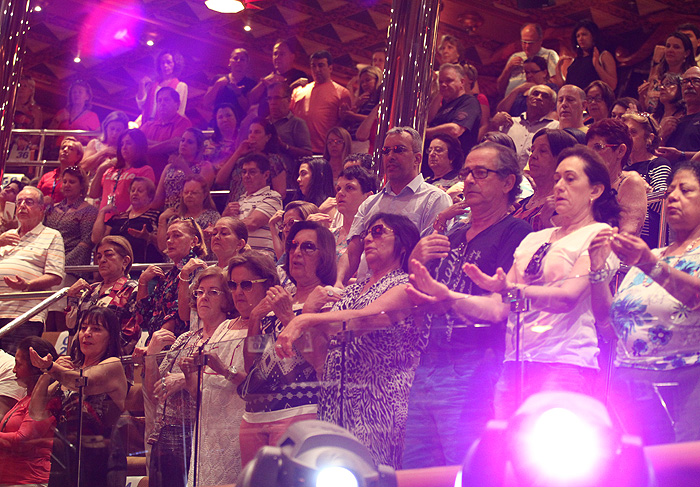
left=229, top=365, right=238, bottom=375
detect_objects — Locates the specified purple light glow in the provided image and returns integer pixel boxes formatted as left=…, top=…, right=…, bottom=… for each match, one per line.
left=78, top=0, right=144, bottom=59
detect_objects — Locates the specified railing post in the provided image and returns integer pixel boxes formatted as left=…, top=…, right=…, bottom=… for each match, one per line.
left=0, top=0, right=33, bottom=177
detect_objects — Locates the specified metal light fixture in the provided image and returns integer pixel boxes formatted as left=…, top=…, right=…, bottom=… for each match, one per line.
left=205, top=0, right=245, bottom=14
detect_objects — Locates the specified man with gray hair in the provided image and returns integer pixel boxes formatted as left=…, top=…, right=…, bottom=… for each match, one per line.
left=335, top=127, right=452, bottom=285
left=0, top=186, right=65, bottom=354
left=403, top=141, right=532, bottom=468
left=427, top=64, right=481, bottom=155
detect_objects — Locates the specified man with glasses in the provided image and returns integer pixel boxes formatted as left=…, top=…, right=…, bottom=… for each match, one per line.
left=335, top=127, right=452, bottom=286
left=0, top=187, right=64, bottom=354
left=491, top=84, right=558, bottom=167
left=497, top=23, right=559, bottom=97
left=402, top=142, right=532, bottom=469
left=658, top=66, right=700, bottom=162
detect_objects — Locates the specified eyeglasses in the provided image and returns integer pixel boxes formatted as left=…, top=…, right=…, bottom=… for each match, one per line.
left=590, top=142, right=620, bottom=152
left=380, top=145, right=412, bottom=155
left=524, top=69, right=543, bottom=75
left=586, top=95, right=604, bottom=103
left=680, top=77, right=700, bottom=87
left=194, top=288, right=225, bottom=298
left=661, top=80, right=679, bottom=88
left=227, top=278, right=267, bottom=291
left=289, top=240, right=318, bottom=254
left=524, top=242, right=551, bottom=279
left=427, top=146, right=447, bottom=154
left=360, top=223, right=394, bottom=240
left=459, top=167, right=499, bottom=180
left=327, top=139, right=344, bottom=146
left=282, top=219, right=302, bottom=230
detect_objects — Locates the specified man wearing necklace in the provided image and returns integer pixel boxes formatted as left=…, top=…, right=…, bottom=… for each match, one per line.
left=401, top=142, right=532, bottom=469
left=37, top=137, right=83, bottom=206
left=0, top=187, right=65, bottom=354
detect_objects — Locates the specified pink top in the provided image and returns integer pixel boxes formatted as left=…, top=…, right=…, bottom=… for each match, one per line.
left=100, top=165, right=156, bottom=220
left=55, top=108, right=100, bottom=145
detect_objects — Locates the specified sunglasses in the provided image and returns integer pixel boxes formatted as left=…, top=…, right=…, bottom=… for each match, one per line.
left=289, top=240, right=318, bottom=254
left=524, top=242, right=551, bottom=279
left=227, top=278, right=267, bottom=291
left=194, top=288, right=225, bottom=298
left=380, top=145, right=411, bottom=155
left=360, top=223, right=394, bottom=240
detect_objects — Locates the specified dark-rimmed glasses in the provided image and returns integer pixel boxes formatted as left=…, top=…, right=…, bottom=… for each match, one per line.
left=227, top=279, right=267, bottom=291
left=590, top=143, right=619, bottom=152
left=460, top=167, right=499, bottom=180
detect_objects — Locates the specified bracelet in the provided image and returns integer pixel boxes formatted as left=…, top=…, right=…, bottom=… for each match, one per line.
left=178, top=272, right=190, bottom=282
left=589, top=266, right=611, bottom=284
left=42, top=362, right=54, bottom=373
left=647, top=260, right=665, bottom=282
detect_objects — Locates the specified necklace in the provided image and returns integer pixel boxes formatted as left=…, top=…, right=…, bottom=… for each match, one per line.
left=643, top=236, right=700, bottom=286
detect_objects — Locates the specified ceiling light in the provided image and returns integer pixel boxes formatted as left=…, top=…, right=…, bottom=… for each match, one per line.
left=73, top=56, right=81, bottom=63
left=205, top=0, right=245, bottom=14
left=243, top=24, right=251, bottom=32
left=146, top=39, right=154, bottom=46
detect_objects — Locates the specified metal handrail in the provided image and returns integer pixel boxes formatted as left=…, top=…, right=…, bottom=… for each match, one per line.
left=0, top=287, right=70, bottom=339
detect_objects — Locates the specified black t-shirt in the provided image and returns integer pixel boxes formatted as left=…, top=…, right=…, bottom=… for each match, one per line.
left=214, top=75, right=258, bottom=122
left=424, top=216, right=532, bottom=353
left=106, top=209, right=163, bottom=263
left=429, top=93, right=481, bottom=155
left=666, top=112, right=700, bottom=154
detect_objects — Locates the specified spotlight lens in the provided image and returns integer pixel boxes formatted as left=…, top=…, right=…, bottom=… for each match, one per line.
left=73, top=56, right=81, bottom=63
left=316, top=466, right=358, bottom=487
left=519, top=407, right=605, bottom=484
left=34, top=5, right=42, bottom=11
left=243, top=25, right=252, bottom=32
left=146, top=40, right=154, bottom=46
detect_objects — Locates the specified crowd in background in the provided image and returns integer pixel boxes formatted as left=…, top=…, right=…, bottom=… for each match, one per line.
left=0, top=18, right=700, bottom=487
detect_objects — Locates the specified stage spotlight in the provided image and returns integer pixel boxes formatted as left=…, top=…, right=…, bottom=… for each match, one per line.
left=205, top=0, right=245, bottom=14
left=73, top=56, right=81, bottom=63
left=238, top=420, right=397, bottom=487
left=146, top=39, right=154, bottom=46
left=460, top=392, right=655, bottom=487
left=33, top=5, right=42, bottom=11
left=243, top=24, right=252, bottom=32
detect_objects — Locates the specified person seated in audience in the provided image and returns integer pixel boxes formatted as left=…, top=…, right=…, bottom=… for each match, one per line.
left=265, top=82, right=313, bottom=187
left=329, top=166, right=376, bottom=259
left=247, top=39, right=309, bottom=107
left=136, top=217, right=206, bottom=337
left=222, top=154, right=282, bottom=257
left=208, top=217, right=248, bottom=270
left=0, top=178, right=26, bottom=232
left=511, top=129, right=578, bottom=231
left=343, top=152, right=374, bottom=171
left=555, top=84, right=588, bottom=133
left=178, top=266, right=245, bottom=486
left=611, top=96, right=643, bottom=119
left=437, top=34, right=463, bottom=65
left=293, top=156, right=335, bottom=208
left=336, top=127, right=452, bottom=285
left=657, top=66, right=700, bottom=162
left=37, top=136, right=83, bottom=205
left=290, top=50, right=352, bottom=153
left=589, top=159, right=700, bottom=445
left=81, top=111, right=128, bottom=176
left=49, top=80, right=100, bottom=144
left=268, top=200, right=321, bottom=263
left=427, top=63, right=481, bottom=156
left=14, top=75, right=42, bottom=129
left=204, top=103, right=238, bottom=170
left=89, top=128, right=156, bottom=221
left=425, top=133, right=464, bottom=190
left=497, top=56, right=556, bottom=118
left=137, top=49, right=188, bottom=123
left=277, top=213, right=424, bottom=469
left=322, top=127, right=351, bottom=180
left=653, top=73, right=685, bottom=129
left=203, top=48, right=257, bottom=123
left=462, top=64, right=491, bottom=141
left=584, top=80, right=615, bottom=125
left=497, top=23, right=559, bottom=97
left=491, top=84, right=558, bottom=168
left=342, top=66, right=382, bottom=152
left=554, top=19, right=617, bottom=90
left=238, top=221, right=334, bottom=466
left=140, top=87, right=193, bottom=179
left=0, top=186, right=64, bottom=354
left=158, top=175, right=220, bottom=256
left=93, top=177, right=161, bottom=264
left=44, top=166, right=98, bottom=275
left=29, top=307, right=128, bottom=487
left=385, top=143, right=533, bottom=469
left=586, top=118, right=648, bottom=235
left=0, top=337, right=57, bottom=487
left=154, top=128, right=214, bottom=210
left=638, top=32, right=696, bottom=113
left=622, top=113, right=672, bottom=249
left=215, top=118, right=288, bottom=201
left=65, top=236, right=139, bottom=351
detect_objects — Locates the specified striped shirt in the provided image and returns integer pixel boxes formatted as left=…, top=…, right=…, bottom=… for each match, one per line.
left=0, top=223, right=65, bottom=322
left=238, top=186, right=282, bottom=256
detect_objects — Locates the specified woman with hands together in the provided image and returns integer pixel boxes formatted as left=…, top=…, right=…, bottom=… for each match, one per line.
left=589, top=160, right=700, bottom=445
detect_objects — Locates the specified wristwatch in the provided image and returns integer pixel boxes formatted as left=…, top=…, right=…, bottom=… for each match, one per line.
left=224, top=365, right=238, bottom=382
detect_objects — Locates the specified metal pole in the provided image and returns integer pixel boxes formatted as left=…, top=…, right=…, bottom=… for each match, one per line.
left=0, top=287, right=69, bottom=339
left=0, top=0, right=33, bottom=175
left=376, top=0, right=441, bottom=176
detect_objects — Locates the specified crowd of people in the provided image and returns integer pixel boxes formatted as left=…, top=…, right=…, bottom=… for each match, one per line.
left=0, top=18, right=700, bottom=486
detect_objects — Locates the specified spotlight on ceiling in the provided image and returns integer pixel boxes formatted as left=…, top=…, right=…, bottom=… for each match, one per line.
left=146, top=39, right=154, bottom=46
left=33, top=5, right=42, bottom=12
left=73, top=55, right=81, bottom=63
left=460, top=392, right=654, bottom=487
left=243, top=24, right=252, bottom=32
left=237, top=420, right=397, bottom=487
left=205, top=0, right=245, bottom=14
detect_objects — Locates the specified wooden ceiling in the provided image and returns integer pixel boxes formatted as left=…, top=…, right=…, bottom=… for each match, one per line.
left=22, top=0, right=700, bottom=125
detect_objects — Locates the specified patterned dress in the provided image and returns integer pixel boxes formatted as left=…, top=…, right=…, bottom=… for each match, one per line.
left=162, top=163, right=205, bottom=210
left=318, top=269, right=428, bottom=469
